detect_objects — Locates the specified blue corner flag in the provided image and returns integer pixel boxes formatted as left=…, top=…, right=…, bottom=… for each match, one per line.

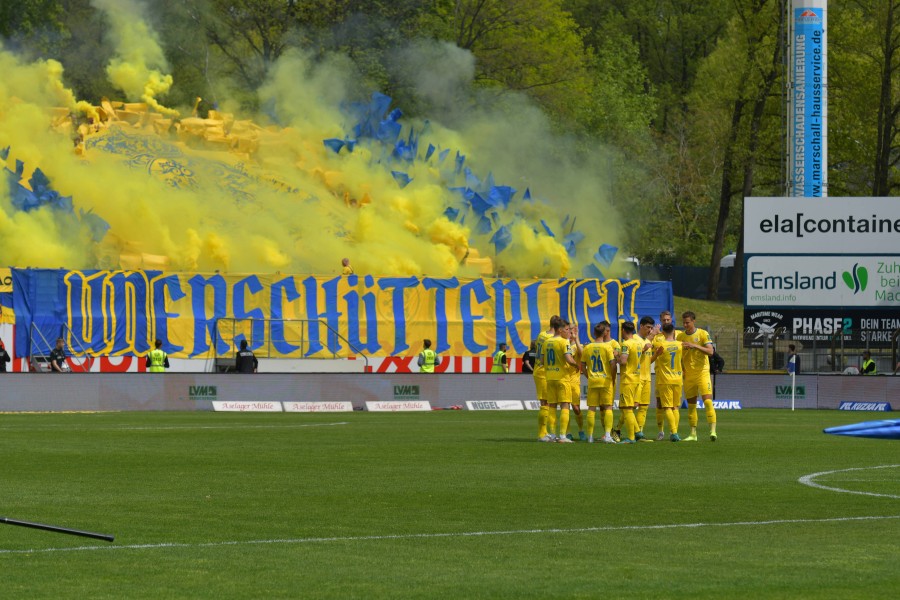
left=787, top=355, right=796, bottom=375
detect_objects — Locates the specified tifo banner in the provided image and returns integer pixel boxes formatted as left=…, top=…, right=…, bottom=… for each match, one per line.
left=12, top=269, right=672, bottom=359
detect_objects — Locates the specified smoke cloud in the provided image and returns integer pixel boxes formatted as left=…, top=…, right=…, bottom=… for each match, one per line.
left=0, top=4, right=621, bottom=278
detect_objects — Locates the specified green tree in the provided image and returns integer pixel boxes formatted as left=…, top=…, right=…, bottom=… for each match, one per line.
left=830, top=0, right=900, bottom=196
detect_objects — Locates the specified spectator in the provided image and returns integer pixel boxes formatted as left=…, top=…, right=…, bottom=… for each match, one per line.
left=49, top=337, right=68, bottom=373
left=341, top=257, right=353, bottom=275
left=235, top=339, right=258, bottom=373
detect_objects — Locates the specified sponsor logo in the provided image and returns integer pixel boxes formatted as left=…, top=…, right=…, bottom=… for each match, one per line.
left=842, top=263, right=868, bottom=293
left=283, top=401, right=353, bottom=413
left=212, top=401, right=283, bottom=412
left=189, top=385, right=218, bottom=401
left=366, top=401, right=431, bottom=412
left=465, top=400, right=523, bottom=411
left=747, top=310, right=786, bottom=341
left=838, top=402, right=892, bottom=412
left=796, top=9, right=822, bottom=25
left=680, top=400, right=742, bottom=410
left=393, top=384, right=420, bottom=400
left=523, top=400, right=541, bottom=411
left=775, top=385, right=805, bottom=400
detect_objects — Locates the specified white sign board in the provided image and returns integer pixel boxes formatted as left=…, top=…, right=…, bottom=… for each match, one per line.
left=744, top=197, right=900, bottom=254
left=746, top=256, right=900, bottom=307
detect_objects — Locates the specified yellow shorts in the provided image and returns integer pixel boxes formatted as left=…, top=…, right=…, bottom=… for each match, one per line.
left=619, top=382, right=640, bottom=408
left=567, top=378, right=581, bottom=407
left=533, top=373, right=547, bottom=401
left=684, top=372, right=712, bottom=400
left=546, top=379, right=570, bottom=405
left=586, top=386, right=613, bottom=407
left=638, top=380, right=651, bottom=405
left=657, top=383, right=682, bottom=408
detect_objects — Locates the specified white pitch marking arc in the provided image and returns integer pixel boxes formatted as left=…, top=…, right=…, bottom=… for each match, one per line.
left=0, top=422, right=350, bottom=432
left=798, top=464, right=900, bottom=499
left=1, top=514, right=898, bottom=556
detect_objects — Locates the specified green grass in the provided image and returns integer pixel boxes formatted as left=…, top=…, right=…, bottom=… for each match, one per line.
left=1, top=410, right=899, bottom=598
left=674, top=295, right=744, bottom=331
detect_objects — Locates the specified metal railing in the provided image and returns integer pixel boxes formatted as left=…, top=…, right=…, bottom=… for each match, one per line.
left=710, top=327, right=898, bottom=374
left=28, top=323, right=91, bottom=372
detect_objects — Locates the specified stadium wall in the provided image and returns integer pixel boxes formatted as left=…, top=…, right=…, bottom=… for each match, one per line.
left=0, top=373, right=895, bottom=412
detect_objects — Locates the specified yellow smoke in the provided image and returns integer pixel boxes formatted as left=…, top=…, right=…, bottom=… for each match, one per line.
left=1, top=17, right=621, bottom=279
left=91, top=0, right=178, bottom=117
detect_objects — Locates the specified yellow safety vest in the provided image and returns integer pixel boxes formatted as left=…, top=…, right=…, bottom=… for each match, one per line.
left=491, top=350, right=507, bottom=373
left=862, top=359, right=876, bottom=375
left=149, top=348, right=167, bottom=373
left=420, top=349, right=437, bottom=373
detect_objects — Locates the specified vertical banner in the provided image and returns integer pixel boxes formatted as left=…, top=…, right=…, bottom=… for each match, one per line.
left=790, top=1, right=827, bottom=197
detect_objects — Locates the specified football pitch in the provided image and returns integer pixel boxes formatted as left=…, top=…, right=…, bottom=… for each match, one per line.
left=1, top=409, right=898, bottom=599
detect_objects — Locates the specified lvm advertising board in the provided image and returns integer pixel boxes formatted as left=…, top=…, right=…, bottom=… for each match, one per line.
left=743, top=197, right=900, bottom=348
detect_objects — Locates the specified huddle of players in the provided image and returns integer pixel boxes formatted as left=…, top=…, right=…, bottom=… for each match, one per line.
left=532, top=311, right=718, bottom=444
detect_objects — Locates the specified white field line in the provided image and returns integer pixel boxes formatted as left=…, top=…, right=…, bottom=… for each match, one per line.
left=2, top=514, right=899, bottom=556
left=0, top=422, right=349, bottom=432
left=798, top=464, right=900, bottom=499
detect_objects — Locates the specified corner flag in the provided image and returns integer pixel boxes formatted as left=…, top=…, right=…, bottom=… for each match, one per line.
left=787, top=355, right=797, bottom=375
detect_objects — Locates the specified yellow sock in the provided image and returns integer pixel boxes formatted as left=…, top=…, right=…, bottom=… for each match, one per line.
left=538, top=405, right=549, bottom=437
left=586, top=410, right=596, bottom=437
left=704, top=398, right=717, bottom=424
left=602, top=409, right=613, bottom=434
left=574, top=410, right=584, bottom=432
left=674, top=409, right=681, bottom=430
left=636, top=405, right=648, bottom=431
left=547, top=407, right=557, bottom=437
left=656, top=403, right=665, bottom=433
left=616, top=411, right=625, bottom=430
left=665, top=409, right=678, bottom=434
left=688, top=403, right=699, bottom=428
left=624, top=410, right=636, bottom=440
left=559, top=408, right=570, bottom=437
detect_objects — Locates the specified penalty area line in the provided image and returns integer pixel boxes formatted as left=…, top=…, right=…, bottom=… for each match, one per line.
left=798, top=464, right=900, bottom=499
left=3, top=514, right=899, bottom=556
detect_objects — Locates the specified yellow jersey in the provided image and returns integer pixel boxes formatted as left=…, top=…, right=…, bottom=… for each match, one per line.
left=619, top=337, right=644, bottom=385
left=533, top=330, right=553, bottom=378
left=677, top=328, right=712, bottom=376
left=636, top=334, right=652, bottom=382
left=581, top=341, right=616, bottom=388
left=653, top=339, right=683, bottom=385
left=542, top=336, right=570, bottom=382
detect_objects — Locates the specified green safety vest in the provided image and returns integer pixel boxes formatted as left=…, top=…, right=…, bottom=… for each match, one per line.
left=862, top=359, right=876, bottom=375
left=148, top=348, right=167, bottom=373
left=491, top=350, right=507, bottom=373
left=420, top=349, right=437, bottom=373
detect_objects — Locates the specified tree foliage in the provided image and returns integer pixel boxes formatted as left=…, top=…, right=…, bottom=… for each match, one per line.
left=3, top=0, right=900, bottom=297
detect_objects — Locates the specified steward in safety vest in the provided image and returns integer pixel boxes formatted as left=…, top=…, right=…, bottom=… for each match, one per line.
left=146, top=339, right=169, bottom=373
left=861, top=351, right=877, bottom=375
left=491, top=343, right=508, bottom=373
left=418, top=339, right=440, bottom=373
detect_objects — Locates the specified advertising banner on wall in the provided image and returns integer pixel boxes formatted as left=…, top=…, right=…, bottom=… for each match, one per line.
left=744, top=308, right=900, bottom=347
